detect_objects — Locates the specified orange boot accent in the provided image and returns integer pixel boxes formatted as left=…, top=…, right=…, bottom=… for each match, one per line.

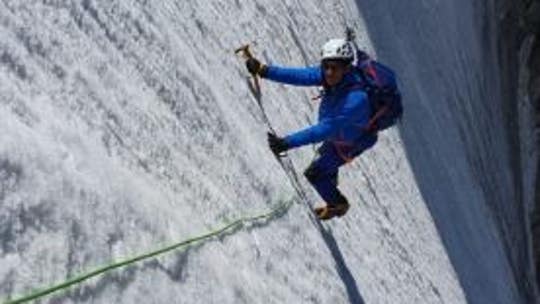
left=315, top=203, right=350, bottom=220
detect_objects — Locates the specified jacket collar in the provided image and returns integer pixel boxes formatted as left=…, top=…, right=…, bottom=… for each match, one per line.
left=323, top=70, right=359, bottom=93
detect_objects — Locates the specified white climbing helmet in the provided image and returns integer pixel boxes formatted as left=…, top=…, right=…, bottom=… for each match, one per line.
left=321, top=38, right=354, bottom=62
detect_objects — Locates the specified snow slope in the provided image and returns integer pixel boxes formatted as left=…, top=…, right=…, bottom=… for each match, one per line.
left=0, top=0, right=533, bottom=303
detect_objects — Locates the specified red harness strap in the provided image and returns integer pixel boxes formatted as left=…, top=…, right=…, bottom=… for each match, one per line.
left=332, top=140, right=355, bottom=163
left=332, top=104, right=388, bottom=163
left=366, top=62, right=381, bottom=85
left=363, top=104, right=390, bottom=133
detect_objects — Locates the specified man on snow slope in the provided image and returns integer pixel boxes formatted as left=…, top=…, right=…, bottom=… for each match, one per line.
left=246, top=39, right=377, bottom=221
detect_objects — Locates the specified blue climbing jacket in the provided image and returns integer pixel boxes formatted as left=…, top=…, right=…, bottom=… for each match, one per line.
left=264, top=65, right=374, bottom=155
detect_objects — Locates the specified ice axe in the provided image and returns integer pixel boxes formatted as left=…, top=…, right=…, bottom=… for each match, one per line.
left=234, top=44, right=262, bottom=98
left=234, top=44, right=284, bottom=157
left=234, top=44, right=254, bottom=59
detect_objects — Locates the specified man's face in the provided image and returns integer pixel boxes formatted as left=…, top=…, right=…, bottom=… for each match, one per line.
left=322, top=60, right=349, bottom=87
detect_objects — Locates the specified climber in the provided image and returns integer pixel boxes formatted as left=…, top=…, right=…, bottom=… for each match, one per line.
left=245, top=38, right=401, bottom=220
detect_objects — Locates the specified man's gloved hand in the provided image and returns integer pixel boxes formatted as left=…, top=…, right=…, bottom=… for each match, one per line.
left=267, top=132, right=289, bottom=155
left=246, top=57, right=268, bottom=77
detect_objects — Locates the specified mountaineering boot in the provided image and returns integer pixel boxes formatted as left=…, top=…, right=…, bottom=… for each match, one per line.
left=314, top=202, right=350, bottom=220
left=314, top=193, right=350, bottom=220
left=314, top=205, right=326, bottom=216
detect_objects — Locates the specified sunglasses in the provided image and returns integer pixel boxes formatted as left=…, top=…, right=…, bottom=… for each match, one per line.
left=322, top=60, right=348, bottom=71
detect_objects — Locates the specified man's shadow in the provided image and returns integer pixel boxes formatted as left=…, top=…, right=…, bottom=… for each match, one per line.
left=319, top=221, right=366, bottom=304
left=280, top=157, right=365, bottom=304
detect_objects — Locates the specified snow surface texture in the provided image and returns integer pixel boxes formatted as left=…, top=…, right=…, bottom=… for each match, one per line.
left=0, top=0, right=532, bottom=303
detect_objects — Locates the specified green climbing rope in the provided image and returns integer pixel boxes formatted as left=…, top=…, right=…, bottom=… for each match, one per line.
left=3, top=200, right=293, bottom=304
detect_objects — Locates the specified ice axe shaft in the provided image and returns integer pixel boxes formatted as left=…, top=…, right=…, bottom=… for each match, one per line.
left=235, top=43, right=261, bottom=100
left=345, top=26, right=356, bottom=42
left=234, top=44, right=279, bottom=138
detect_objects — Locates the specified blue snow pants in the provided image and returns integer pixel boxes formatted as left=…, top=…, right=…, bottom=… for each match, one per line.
left=304, top=135, right=377, bottom=206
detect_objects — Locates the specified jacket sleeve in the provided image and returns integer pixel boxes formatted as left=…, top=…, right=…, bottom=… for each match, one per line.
left=264, top=65, right=323, bottom=86
left=284, top=90, right=369, bottom=149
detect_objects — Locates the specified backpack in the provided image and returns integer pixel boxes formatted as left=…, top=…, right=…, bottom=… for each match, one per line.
left=352, top=53, right=403, bottom=133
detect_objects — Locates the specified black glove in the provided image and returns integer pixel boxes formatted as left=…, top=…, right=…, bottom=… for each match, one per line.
left=267, top=132, right=289, bottom=155
left=246, top=57, right=268, bottom=77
